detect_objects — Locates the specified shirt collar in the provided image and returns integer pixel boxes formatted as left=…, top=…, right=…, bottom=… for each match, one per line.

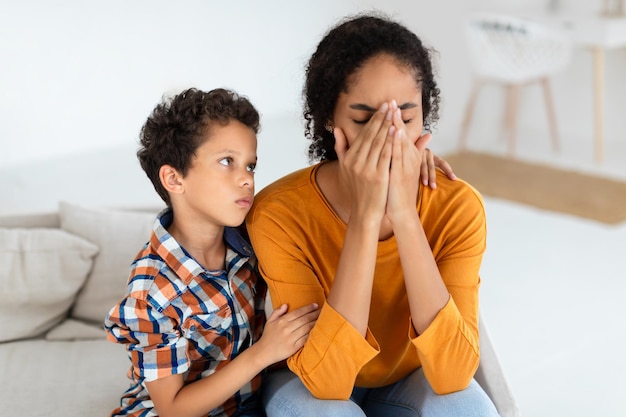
left=151, top=207, right=253, bottom=284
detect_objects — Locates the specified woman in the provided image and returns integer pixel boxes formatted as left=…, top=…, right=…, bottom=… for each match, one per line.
left=247, top=13, right=500, bottom=417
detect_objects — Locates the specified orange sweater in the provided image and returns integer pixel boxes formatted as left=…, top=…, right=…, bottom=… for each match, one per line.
left=247, top=162, right=486, bottom=399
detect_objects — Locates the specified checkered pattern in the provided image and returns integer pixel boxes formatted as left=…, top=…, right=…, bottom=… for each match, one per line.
left=105, top=209, right=266, bottom=417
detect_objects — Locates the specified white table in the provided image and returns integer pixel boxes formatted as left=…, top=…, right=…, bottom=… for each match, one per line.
left=545, top=15, right=626, bottom=162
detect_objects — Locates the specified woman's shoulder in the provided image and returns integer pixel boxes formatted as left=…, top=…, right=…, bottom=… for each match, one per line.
left=253, top=164, right=318, bottom=206
left=420, top=170, right=486, bottom=217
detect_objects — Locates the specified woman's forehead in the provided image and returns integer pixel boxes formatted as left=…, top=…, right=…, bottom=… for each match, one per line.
left=345, top=54, right=419, bottom=94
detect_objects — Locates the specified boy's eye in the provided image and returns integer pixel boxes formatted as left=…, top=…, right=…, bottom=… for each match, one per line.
left=247, top=163, right=256, bottom=173
left=219, top=157, right=232, bottom=166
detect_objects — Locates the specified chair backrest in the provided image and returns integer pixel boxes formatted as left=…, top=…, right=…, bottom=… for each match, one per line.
left=466, top=12, right=572, bottom=83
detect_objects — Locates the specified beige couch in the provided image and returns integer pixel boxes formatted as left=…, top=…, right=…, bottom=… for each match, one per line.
left=0, top=202, right=519, bottom=417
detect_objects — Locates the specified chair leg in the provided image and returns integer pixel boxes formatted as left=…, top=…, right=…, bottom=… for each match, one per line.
left=458, top=79, right=483, bottom=150
left=593, top=46, right=605, bottom=162
left=504, top=84, right=520, bottom=157
left=500, top=86, right=510, bottom=144
left=541, top=77, right=559, bottom=152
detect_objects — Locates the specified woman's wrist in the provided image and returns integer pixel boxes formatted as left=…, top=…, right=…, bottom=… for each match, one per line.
left=388, top=208, right=421, bottom=231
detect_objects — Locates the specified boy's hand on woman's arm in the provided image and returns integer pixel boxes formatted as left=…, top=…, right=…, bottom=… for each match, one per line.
left=145, top=303, right=319, bottom=417
left=253, top=303, right=320, bottom=365
left=419, top=149, right=457, bottom=189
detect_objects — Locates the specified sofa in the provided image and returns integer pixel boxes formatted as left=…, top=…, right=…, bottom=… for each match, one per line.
left=0, top=202, right=520, bottom=417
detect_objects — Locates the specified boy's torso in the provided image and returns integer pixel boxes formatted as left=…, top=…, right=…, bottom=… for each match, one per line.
left=106, top=208, right=265, bottom=417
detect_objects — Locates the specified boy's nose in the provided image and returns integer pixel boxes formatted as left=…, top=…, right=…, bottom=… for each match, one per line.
left=241, top=171, right=254, bottom=188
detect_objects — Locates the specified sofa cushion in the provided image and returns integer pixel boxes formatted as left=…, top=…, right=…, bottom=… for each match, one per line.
left=0, top=227, right=98, bottom=342
left=45, top=317, right=107, bottom=340
left=0, top=338, right=130, bottom=416
left=59, top=202, right=158, bottom=324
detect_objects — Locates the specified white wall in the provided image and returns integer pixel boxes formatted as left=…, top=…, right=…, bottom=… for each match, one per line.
left=0, top=0, right=471, bottom=213
left=1, top=0, right=472, bottom=165
left=1, top=0, right=624, bottom=214
left=0, top=0, right=380, bottom=212
left=1, top=0, right=340, bottom=166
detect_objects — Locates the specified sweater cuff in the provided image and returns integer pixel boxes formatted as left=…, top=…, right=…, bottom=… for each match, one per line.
left=316, top=302, right=380, bottom=360
left=409, top=296, right=460, bottom=351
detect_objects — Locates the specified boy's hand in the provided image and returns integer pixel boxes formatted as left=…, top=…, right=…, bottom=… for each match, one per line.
left=420, top=149, right=457, bottom=190
left=256, top=303, right=319, bottom=365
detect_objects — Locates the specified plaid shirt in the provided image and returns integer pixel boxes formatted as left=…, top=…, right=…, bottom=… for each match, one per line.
left=105, top=208, right=266, bottom=417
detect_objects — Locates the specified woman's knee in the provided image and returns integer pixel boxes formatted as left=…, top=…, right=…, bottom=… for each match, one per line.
left=363, top=368, right=500, bottom=417
left=421, top=379, right=501, bottom=417
left=262, top=368, right=365, bottom=417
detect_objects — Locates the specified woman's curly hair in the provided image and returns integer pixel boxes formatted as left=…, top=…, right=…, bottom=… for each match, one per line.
left=137, top=88, right=260, bottom=206
left=304, top=13, right=441, bottom=162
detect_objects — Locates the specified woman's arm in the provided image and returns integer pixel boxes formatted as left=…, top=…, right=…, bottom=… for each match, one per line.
left=248, top=208, right=381, bottom=400
left=404, top=190, right=485, bottom=394
left=387, top=120, right=449, bottom=334
left=387, top=107, right=483, bottom=394
left=325, top=105, right=393, bottom=335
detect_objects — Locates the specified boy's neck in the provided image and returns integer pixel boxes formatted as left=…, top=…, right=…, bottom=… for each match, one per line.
left=167, top=216, right=226, bottom=272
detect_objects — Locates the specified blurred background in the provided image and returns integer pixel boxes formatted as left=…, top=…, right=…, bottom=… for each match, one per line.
left=2, top=1, right=625, bottom=416
left=3, top=0, right=625, bottom=213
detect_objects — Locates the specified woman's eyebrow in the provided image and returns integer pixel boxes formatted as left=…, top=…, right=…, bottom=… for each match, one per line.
left=349, top=103, right=377, bottom=112
left=349, top=102, right=418, bottom=111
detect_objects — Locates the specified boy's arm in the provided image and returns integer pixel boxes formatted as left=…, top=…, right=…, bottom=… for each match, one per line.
left=145, top=344, right=268, bottom=417
left=145, top=303, right=319, bottom=417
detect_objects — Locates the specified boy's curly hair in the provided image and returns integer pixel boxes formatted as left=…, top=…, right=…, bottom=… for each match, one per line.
left=137, top=88, right=260, bottom=206
left=304, top=13, right=441, bottom=162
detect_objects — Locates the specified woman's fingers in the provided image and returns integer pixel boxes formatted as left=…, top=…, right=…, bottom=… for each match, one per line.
left=365, top=103, right=394, bottom=166
left=414, top=132, right=431, bottom=152
left=340, top=102, right=394, bottom=193
left=333, top=127, right=348, bottom=162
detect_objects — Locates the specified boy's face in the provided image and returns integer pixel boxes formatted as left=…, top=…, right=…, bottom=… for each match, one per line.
left=180, top=120, right=257, bottom=227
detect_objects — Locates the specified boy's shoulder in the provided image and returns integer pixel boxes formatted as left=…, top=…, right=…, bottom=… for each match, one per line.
left=125, top=221, right=256, bottom=305
left=125, top=242, right=187, bottom=306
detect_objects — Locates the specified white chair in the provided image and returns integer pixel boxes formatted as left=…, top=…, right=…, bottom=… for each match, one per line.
left=459, top=13, right=573, bottom=156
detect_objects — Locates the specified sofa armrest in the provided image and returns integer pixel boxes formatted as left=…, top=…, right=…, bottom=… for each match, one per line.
left=475, top=314, right=521, bottom=417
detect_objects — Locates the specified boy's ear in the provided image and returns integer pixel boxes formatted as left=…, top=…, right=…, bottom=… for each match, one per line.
left=159, top=165, right=184, bottom=195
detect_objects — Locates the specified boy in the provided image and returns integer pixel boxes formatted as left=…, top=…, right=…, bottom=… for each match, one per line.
left=104, top=88, right=319, bottom=417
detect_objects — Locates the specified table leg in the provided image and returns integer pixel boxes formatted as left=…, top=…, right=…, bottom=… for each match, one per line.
left=458, top=79, right=483, bottom=150
left=592, top=46, right=605, bottom=163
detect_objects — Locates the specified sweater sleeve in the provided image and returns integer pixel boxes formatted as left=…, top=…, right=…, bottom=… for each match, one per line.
left=410, top=178, right=486, bottom=394
left=247, top=201, right=379, bottom=400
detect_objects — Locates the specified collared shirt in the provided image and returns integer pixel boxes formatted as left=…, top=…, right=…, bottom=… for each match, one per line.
left=105, top=208, right=266, bottom=417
